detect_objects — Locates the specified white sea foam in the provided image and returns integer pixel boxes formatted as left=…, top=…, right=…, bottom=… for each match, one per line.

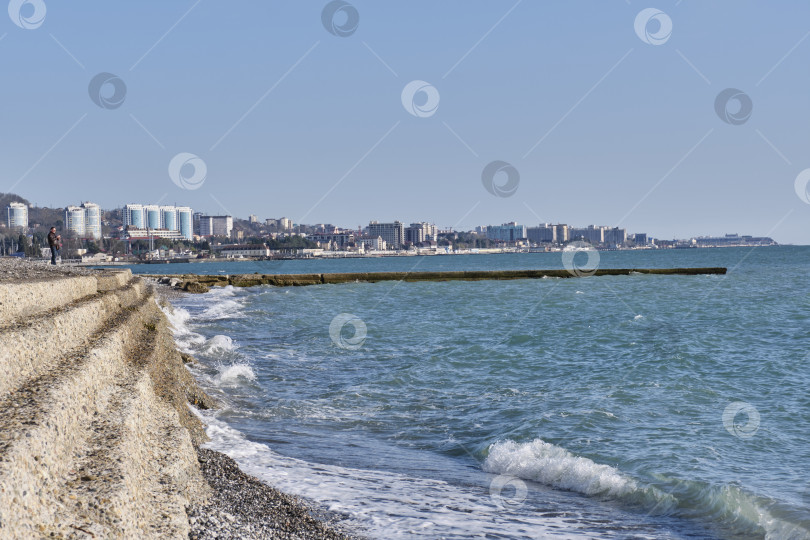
left=216, top=364, right=257, bottom=385
left=199, top=298, right=245, bottom=320
left=160, top=304, right=206, bottom=352
left=483, top=439, right=641, bottom=498
left=195, top=412, right=603, bottom=539
left=205, top=335, right=237, bottom=354
left=482, top=440, right=810, bottom=538
left=634, top=314, right=644, bottom=320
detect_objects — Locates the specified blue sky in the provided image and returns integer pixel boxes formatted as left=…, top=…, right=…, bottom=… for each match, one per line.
left=2, top=1, right=810, bottom=243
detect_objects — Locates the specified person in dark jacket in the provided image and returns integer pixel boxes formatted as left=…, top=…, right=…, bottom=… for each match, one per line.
left=47, top=227, right=58, bottom=265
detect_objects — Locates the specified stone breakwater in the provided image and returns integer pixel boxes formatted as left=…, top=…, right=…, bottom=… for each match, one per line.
left=0, top=260, right=355, bottom=539
left=152, top=267, right=728, bottom=293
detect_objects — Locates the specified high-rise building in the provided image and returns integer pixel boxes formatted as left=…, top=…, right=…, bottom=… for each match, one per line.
left=603, top=227, right=627, bottom=246
left=144, top=205, right=161, bottom=230
left=82, top=203, right=102, bottom=240
left=633, top=233, right=648, bottom=246
left=177, top=207, right=193, bottom=240
left=123, top=204, right=145, bottom=229
left=404, top=222, right=438, bottom=245
left=6, top=202, right=28, bottom=230
left=278, top=217, right=293, bottom=230
left=193, top=212, right=204, bottom=235
left=161, top=206, right=177, bottom=231
left=65, top=206, right=87, bottom=237
left=64, top=203, right=102, bottom=239
left=248, top=214, right=258, bottom=223
left=553, top=224, right=569, bottom=243
left=368, top=220, right=405, bottom=249
left=486, top=222, right=527, bottom=243
left=124, top=203, right=193, bottom=240
left=527, top=223, right=555, bottom=244
left=569, top=225, right=604, bottom=245
left=199, top=215, right=233, bottom=237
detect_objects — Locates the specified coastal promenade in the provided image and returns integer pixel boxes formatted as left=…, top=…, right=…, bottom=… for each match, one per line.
left=0, top=259, right=354, bottom=539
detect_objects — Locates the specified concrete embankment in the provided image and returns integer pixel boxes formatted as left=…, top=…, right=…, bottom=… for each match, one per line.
left=153, top=267, right=728, bottom=293
left=0, top=260, right=354, bottom=539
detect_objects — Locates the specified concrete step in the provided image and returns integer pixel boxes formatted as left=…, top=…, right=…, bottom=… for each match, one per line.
left=0, top=269, right=132, bottom=327
left=0, top=291, right=156, bottom=538
left=0, top=276, right=146, bottom=401
left=94, top=270, right=133, bottom=293
left=50, top=368, right=202, bottom=539
left=0, top=275, right=98, bottom=326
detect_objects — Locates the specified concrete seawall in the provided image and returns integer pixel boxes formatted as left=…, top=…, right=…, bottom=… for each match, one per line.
left=0, top=266, right=214, bottom=538
left=0, top=262, right=353, bottom=539
left=153, top=267, right=728, bottom=292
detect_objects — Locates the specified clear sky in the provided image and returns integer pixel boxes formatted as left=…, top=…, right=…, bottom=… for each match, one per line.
left=2, top=1, right=810, bottom=243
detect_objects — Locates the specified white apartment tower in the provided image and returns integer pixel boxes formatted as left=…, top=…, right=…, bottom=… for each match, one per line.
left=6, top=202, right=28, bottom=230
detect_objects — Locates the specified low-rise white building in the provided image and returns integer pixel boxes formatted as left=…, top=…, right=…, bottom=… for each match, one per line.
left=358, top=236, right=387, bottom=251
left=219, top=244, right=270, bottom=258
left=125, top=228, right=186, bottom=240
left=81, top=252, right=112, bottom=263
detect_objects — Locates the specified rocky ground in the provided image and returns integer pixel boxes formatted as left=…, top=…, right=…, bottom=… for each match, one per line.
left=189, top=449, right=359, bottom=540
left=0, top=257, right=97, bottom=282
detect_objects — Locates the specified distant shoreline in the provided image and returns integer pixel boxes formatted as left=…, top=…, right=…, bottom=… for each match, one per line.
left=82, top=243, right=781, bottom=267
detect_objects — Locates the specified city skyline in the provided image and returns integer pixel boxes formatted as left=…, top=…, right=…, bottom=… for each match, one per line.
left=2, top=2, right=809, bottom=244
left=2, top=195, right=784, bottom=245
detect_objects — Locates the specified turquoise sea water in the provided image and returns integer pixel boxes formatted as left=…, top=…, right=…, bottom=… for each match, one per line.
left=142, top=247, right=810, bottom=539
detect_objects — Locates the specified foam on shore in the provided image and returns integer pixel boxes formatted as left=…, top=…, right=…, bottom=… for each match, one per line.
left=196, top=411, right=606, bottom=539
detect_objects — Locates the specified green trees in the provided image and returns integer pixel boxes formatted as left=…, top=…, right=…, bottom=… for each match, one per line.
left=265, top=236, right=318, bottom=249
left=16, top=234, right=29, bottom=255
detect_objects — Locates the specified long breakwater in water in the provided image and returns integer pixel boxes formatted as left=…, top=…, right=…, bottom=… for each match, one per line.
left=152, top=267, right=727, bottom=292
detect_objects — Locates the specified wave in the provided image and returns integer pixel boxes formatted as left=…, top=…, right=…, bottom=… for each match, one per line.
left=483, top=439, right=656, bottom=500
left=198, top=298, right=245, bottom=320
left=194, top=412, right=609, bottom=539
left=216, top=364, right=257, bottom=386
left=160, top=303, right=206, bottom=352
left=482, top=439, right=810, bottom=539
left=205, top=335, right=237, bottom=354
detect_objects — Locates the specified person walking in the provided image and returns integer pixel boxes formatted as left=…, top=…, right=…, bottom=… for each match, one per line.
left=47, top=227, right=58, bottom=265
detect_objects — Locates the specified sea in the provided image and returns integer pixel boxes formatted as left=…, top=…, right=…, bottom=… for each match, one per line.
left=129, top=247, right=810, bottom=539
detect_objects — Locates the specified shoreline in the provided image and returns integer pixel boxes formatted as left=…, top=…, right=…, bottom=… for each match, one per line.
left=188, top=447, right=358, bottom=540
left=0, top=259, right=359, bottom=539
left=152, top=280, right=362, bottom=540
